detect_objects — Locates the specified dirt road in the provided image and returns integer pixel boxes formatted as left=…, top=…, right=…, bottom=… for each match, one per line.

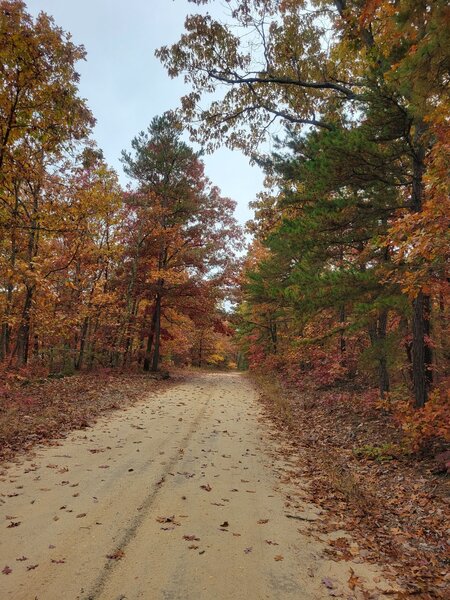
left=0, top=373, right=391, bottom=599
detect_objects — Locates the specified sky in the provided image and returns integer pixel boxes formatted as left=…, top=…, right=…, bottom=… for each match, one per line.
left=25, top=0, right=266, bottom=226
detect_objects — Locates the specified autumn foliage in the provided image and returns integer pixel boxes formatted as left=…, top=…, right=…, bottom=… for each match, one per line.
left=157, top=0, right=449, bottom=449
left=0, top=1, right=241, bottom=377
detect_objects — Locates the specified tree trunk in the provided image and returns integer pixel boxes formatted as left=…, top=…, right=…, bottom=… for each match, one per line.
left=377, top=309, right=390, bottom=396
left=410, top=137, right=432, bottom=408
left=143, top=303, right=158, bottom=372
left=75, top=316, right=90, bottom=370
left=368, top=308, right=390, bottom=397
left=15, top=286, right=33, bottom=365
left=198, top=332, right=204, bottom=367
left=412, top=291, right=432, bottom=407
left=151, top=293, right=162, bottom=372
left=339, top=305, right=346, bottom=357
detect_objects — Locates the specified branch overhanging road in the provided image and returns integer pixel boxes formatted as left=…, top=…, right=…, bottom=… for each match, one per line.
left=0, top=373, right=392, bottom=599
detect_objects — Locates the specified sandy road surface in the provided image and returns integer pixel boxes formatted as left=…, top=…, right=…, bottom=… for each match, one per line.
left=0, top=373, right=390, bottom=600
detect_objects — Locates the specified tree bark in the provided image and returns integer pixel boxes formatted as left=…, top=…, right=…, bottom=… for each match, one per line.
left=410, top=137, right=432, bottom=408
left=368, top=308, right=390, bottom=397
left=75, top=316, right=90, bottom=370
left=143, top=303, right=158, bottom=372
left=412, top=291, right=432, bottom=407
left=151, top=292, right=162, bottom=372
left=15, top=286, right=33, bottom=365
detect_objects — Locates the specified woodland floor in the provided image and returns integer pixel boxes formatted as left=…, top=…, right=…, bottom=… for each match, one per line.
left=253, top=373, right=449, bottom=599
left=0, top=370, right=178, bottom=463
left=0, top=371, right=447, bottom=599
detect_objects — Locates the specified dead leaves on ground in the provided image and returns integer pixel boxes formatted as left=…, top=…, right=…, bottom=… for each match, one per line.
left=0, top=372, right=174, bottom=462
left=183, top=534, right=200, bottom=542
left=106, top=549, right=125, bottom=560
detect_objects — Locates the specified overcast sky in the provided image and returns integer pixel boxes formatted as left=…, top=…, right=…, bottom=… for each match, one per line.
left=25, top=0, right=266, bottom=226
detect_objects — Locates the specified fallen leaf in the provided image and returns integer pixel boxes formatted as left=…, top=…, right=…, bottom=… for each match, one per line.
left=76, top=513, right=86, bottom=518
left=2, top=565, right=12, bottom=575
left=274, top=555, right=284, bottom=561
left=257, top=519, right=269, bottom=524
left=220, top=521, right=229, bottom=528
left=200, top=484, right=212, bottom=492
left=183, top=534, right=200, bottom=541
left=348, top=568, right=360, bottom=591
left=7, top=521, right=21, bottom=528
left=106, top=549, right=125, bottom=560
left=244, top=547, right=253, bottom=554
left=27, top=564, right=39, bottom=571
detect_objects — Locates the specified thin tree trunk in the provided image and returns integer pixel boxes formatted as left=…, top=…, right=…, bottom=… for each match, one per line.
left=75, top=316, right=90, bottom=370
left=15, top=286, right=33, bottom=365
left=412, top=291, right=432, bottom=407
left=368, top=308, right=390, bottom=397
left=377, top=309, right=390, bottom=396
left=339, top=305, right=346, bottom=357
left=410, top=137, right=432, bottom=408
left=151, top=292, right=162, bottom=372
left=143, top=304, right=158, bottom=372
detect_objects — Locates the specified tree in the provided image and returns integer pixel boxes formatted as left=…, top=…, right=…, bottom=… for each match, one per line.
left=157, top=0, right=450, bottom=407
left=0, top=0, right=94, bottom=364
left=121, top=113, right=241, bottom=371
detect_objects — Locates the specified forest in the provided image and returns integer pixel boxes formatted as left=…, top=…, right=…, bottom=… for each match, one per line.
left=0, top=1, right=242, bottom=377
left=0, top=1, right=449, bottom=598
left=156, top=0, right=449, bottom=448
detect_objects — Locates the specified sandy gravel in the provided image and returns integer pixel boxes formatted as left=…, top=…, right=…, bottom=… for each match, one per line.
left=0, top=372, right=392, bottom=599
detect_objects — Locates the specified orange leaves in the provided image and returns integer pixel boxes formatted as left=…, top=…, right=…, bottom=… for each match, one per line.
left=393, top=384, right=450, bottom=451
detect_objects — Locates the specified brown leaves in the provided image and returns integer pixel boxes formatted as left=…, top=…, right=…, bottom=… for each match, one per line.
left=2, top=565, right=12, bottom=575
left=7, top=521, right=21, bottom=528
left=257, top=519, right=269, bottom=524
left=106, top=549, right=125, bottom=560
left=0, top=373, right=172, bottom=463
left=183, top=534, right=200, bottom=541
left=348, top=568, right=360, bottom=591
left=274, top=555, right=284, bottom=561
left=200, top=483, right=212, bottom=492
left=157, top=515, right=181, bottom=529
